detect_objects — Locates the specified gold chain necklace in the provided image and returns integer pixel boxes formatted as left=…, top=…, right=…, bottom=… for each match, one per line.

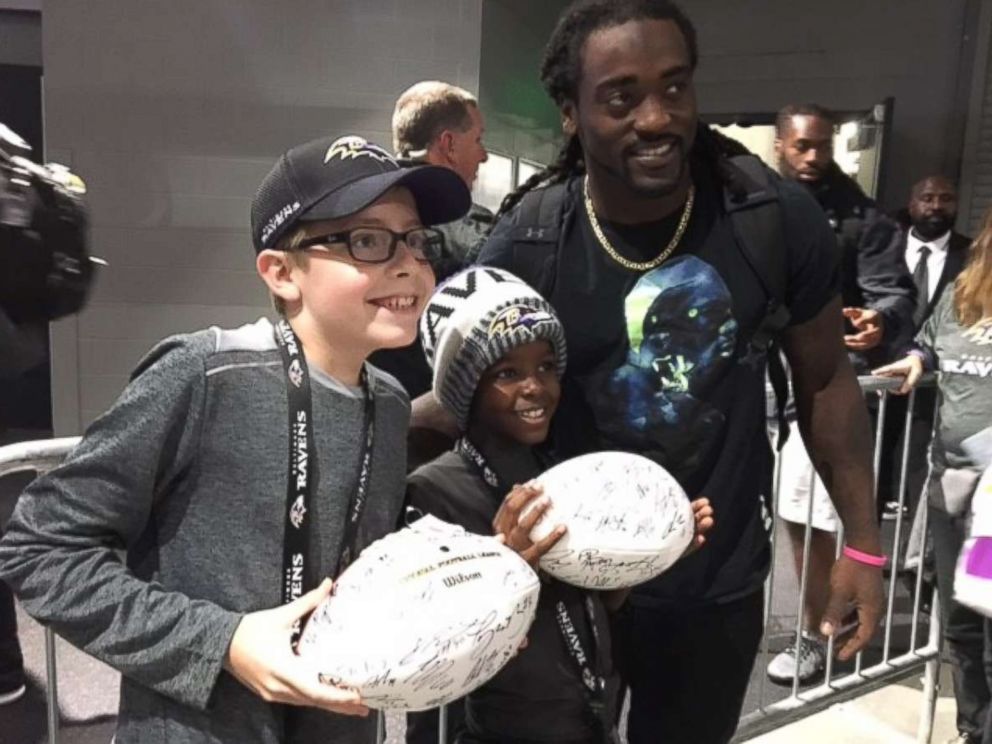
left=583, top=176, right=695, bottom=272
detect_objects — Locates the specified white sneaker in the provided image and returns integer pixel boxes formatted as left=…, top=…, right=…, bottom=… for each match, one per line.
left=0, top=684, right=25, bottom=705
left=766, top=631, right=826, bottom=684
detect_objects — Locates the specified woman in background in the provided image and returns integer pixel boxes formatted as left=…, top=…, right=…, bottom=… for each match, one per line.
left=876, top=206, right=992, bottom=744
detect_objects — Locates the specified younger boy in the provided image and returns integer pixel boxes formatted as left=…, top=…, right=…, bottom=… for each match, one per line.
left=406, top=267, right=713, bottom=744
left=0, top=134, right=470, bottom=743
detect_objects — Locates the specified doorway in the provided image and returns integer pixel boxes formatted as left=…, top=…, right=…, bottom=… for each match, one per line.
left=707, top=99, right=894, bottom=201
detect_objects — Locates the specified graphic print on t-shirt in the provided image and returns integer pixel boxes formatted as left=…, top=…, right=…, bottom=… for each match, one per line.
left=941, top=319, right=992, bottom=377
left=961, top=318, right=992, bottom=347
left=596, top=254, right=738, bottom=474
left=940, top=318, right=992, bottom=468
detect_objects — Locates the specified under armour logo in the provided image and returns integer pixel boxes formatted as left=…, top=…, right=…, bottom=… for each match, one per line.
left=525, top=227, right=545, bottom=240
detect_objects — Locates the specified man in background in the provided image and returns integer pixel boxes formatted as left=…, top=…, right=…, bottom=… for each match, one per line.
left=879, top=176, right=970, bottom=519
left=775, top=103, right=915, bottom=369
left=767, top=103, right=914, bottom=684
left=370, top=81, right=493, bottom=402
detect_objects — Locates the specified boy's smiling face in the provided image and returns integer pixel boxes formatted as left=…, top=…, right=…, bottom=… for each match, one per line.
left=267, top=186, right=435, bottom=379
left=471, top=340, right=560, bottom=446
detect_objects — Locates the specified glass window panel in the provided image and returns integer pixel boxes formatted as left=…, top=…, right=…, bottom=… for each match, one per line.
left=517, top=158, right=544, bottom=187
left=471, top=152, right=514, bottom=213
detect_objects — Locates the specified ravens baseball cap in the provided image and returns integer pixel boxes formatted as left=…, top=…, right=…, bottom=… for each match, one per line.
left=251, top=134, right=471, bottom=252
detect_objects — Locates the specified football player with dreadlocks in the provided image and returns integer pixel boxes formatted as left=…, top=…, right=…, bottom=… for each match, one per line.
left=471, top=1, right=886, bottom=741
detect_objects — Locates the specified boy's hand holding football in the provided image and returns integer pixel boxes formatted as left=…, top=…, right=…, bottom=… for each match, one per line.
left=225, top=578, right=369, bottom=716
left=492, top=482, right=567, bottom=568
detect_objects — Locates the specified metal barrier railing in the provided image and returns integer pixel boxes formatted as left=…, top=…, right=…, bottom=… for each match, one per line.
left=0, top=436, right=81, bottom=744
left=734, top=374, right=942, bottom=742
left=0, top=374, right=945, bottom=743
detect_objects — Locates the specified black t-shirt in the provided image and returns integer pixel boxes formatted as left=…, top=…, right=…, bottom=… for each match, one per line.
left=406, top=447, right=619, bottom=744
left=477, top=163, right=839, bottom=605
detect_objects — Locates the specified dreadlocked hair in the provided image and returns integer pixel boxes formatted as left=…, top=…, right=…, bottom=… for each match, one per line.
left=541, top=0, right=697, bottom=108
left=497, top=0, right=701, bottom=220
left=692, top=123, right=758, bottom=203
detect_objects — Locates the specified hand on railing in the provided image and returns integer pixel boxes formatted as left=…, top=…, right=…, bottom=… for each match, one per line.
left=872, top=355, right=924, bottom=395
left=820, top=550, right=886, bottom=661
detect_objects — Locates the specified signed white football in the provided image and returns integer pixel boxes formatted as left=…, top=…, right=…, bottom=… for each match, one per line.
left=528, top=451, right=693, bottom=590
left=298, top=515, right=540, bottom=711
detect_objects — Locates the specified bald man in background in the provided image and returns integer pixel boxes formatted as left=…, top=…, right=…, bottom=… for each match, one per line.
left=878, top=176, right=971, bottom=520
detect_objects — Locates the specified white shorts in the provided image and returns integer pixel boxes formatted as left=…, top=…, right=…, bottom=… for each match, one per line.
left=775, top=425, right=839, bottom=533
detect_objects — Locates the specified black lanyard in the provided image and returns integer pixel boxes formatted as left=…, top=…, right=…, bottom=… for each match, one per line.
left=551, top=586, right=609, bottom=739
left=274, top=320, right=375, bottom=647
left=454, top=437, right=609, bottom=740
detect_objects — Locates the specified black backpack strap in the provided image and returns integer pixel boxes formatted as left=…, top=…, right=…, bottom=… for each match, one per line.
left=724, top=154, right=792, bottom=449
left=507, top=181, right=568, bottom=297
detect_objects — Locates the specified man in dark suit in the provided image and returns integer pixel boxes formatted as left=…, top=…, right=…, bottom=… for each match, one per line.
left=878, top=175, right=970, bottom=520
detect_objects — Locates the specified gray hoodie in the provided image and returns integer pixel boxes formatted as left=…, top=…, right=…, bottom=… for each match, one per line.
left=0, top=318, right=409, bottom=743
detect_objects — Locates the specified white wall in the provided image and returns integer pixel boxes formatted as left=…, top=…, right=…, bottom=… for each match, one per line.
left=43, top=0, right=483, bottom=431
left=675, top=0, right=976, bottom=208
left=480, top=0, right=978, bottom=212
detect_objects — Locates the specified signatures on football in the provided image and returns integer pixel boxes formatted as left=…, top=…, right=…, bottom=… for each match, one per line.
left=310, top=592, right=538, bottom=707
left=555, top=476, right=687, bottom=541
left=541, top=548, right=667, bottom=589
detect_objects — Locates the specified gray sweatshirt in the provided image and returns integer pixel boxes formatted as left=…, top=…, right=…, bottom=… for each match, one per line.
left=0, top=318, right=409, bottom=743
left=915, top=293, right=992, bottom=515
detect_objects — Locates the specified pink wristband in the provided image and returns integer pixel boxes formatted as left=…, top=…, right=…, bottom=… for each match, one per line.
left=843, top=545, right=887, bottom=567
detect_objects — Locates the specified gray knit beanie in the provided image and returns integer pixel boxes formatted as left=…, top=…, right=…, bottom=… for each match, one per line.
left=420, top=267, right=567, bottom=430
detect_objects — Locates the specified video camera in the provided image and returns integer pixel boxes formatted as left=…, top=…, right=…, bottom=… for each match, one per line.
left=0, top=122, right=100, bottom=323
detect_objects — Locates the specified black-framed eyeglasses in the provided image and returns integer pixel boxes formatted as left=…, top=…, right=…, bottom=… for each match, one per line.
left=296, top=227, right=446, bottom=264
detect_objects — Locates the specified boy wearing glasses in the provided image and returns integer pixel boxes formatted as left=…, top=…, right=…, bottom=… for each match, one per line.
left=0, top=134, right=470, bottom=744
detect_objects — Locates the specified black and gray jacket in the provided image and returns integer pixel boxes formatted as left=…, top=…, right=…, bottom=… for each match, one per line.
left=804, top=163, right=916, bottom=369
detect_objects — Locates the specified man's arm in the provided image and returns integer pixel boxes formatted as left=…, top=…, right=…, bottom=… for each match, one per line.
left=855, top=215, right=916, bottom=356
left=782, top=294, right=885, bottom=659
left=410, top=391, right=458, bottom=436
